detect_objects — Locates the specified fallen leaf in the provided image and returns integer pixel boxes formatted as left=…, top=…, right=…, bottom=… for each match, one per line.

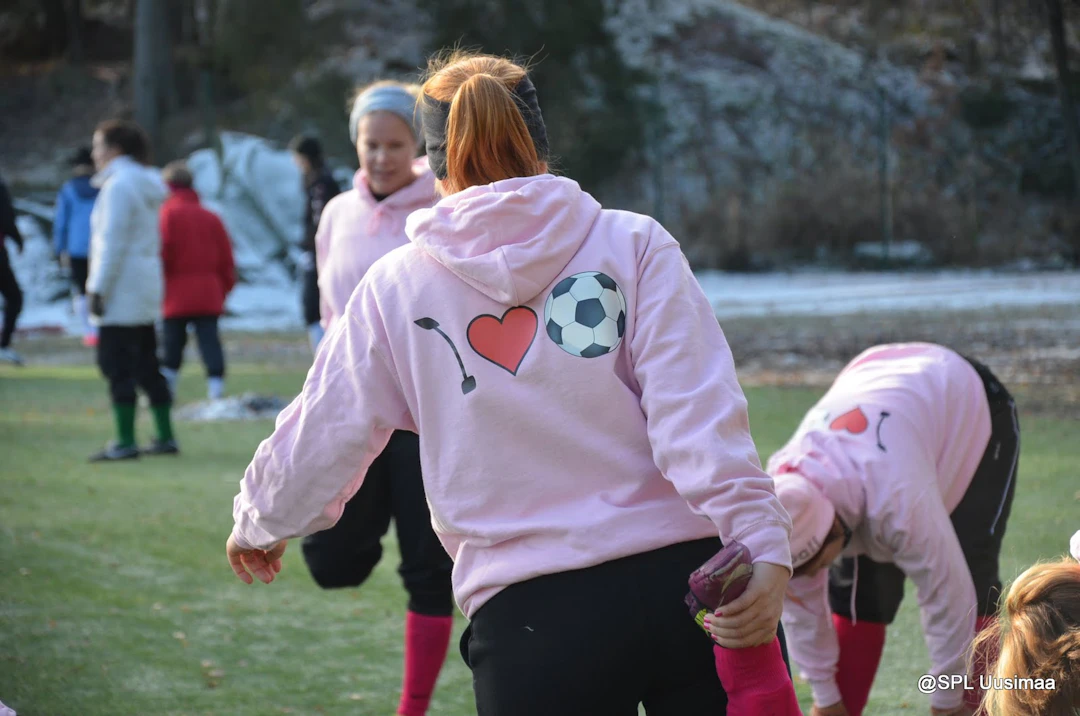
left=201, top=660, right=214, bottom=668
left=348, top=694, right=364, bottom=701
left=153, top=603, right=164, bottom=611
left=19, top=568, right=30, bottom=576
left=173, top=631, right=186, bottom=640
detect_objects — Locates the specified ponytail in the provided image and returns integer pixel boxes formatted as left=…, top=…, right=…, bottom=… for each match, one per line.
left=421, top=52, right=548, bottom=194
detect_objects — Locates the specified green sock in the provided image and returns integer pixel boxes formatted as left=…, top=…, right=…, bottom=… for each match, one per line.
left=150, top=403, right=174, bottom=442
left=113, top=403, right=136, bottom=448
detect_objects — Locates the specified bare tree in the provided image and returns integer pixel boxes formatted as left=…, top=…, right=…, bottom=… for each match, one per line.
left=1043, top=0, right=1080, bottom=197
left=134, top=0, right=166, bottom=155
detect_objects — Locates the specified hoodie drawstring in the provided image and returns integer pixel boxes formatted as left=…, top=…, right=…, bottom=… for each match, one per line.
left=850, top=556, right=859, bottom=625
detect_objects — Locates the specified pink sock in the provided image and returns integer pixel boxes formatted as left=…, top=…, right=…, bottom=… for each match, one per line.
left=965, top=615, right=998, bottom=713
left=833, top=615, right=887, bottom=716
left=714, top=638, right=802, bottom=716
left=396, top=612, right=453, bottom=716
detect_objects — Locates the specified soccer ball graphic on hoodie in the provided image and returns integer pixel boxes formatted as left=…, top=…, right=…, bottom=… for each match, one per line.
left=544, top=272, right=627, bottom=358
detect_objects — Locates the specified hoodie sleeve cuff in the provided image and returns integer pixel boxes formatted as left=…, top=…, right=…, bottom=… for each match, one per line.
left=929, top=684, right=964, bottom=711
left=810, top=679, right=843, bottom=708
left=735, top=522, right=793, bottom=576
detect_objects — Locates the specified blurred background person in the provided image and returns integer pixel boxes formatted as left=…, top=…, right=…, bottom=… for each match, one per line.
left=53, top=146, right=100, bottom=348
left=301, top=79, right=451, bottom=716
left=288, top=133, right=339, bottom=354
left=86, top=119, right=176, bottom=461
left=0, top=171, right=24, bottom=366
left=159, top=160, right=236, bottom=402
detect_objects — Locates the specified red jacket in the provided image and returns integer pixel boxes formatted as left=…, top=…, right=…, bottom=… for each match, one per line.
left=160, top=188, right=236, bottom=319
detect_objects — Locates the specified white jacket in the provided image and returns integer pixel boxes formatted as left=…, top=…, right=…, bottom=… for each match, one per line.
left=87, top=156, right=168, bottom=326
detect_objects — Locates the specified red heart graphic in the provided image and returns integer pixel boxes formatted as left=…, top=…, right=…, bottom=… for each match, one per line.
left=467, top=306, right=538, bottom=376
left=830, top=407, right=869, bottom=434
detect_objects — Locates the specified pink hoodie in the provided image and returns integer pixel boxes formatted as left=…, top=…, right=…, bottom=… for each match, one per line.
left=232, top=174, right=793, bottom=618
left=769, top=343, right=994, bottom=711
left=316, top=157, right=439, bottom=329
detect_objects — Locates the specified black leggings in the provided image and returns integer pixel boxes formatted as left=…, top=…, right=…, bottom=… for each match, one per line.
left=461, top=537, right=791, bottom=716
left=70, top=257, right=88, bottom=295
left=300, top=431, right=453, bottom=616
left=96, top=325, right=172, bottom=406
left=0, top=247, right=22, bottom=348
left=829, top=356, right=1019, bottom=622
left=301, top=260, right=320, bottom=326
left=161, top=316, right=225, bottom=378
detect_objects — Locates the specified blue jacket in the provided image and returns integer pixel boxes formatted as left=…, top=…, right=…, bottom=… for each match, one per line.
left=54, top=175, right=99, bottom=258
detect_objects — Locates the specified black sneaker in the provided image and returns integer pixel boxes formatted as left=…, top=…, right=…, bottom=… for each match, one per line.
left=89, top=442, right=140, bottom=462
left=142, top=438, right=180, bottom=456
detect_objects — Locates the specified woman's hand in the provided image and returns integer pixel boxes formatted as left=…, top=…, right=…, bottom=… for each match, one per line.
left=226, top=534, right=286, bottom=584
left=704, top=562, right=790, bottom=648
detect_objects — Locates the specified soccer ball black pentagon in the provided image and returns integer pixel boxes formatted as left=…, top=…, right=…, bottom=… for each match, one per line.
left=544, top=271, right=627, bottom=358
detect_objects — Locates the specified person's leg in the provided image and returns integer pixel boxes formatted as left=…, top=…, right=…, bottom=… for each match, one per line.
left=387, top=432, right=455, bottom=716
left=713, top=630, right=802, bottom=716
left=635, top=538, right=731, bottom=715
left=90, top=326, right=139, bottom=460
left=0, top=247, right=24, bottom=358
left=827, top=555, right=907, bottom=716
left=950, top=357, right=1020, bottom=712
left=160, top=317, right=187, bottom=398
left=299, top=452, right=393, bottom=589
left=302, top=262, right=323, bottom=352
left=192, top=316, right=226, bottom=400
left=465, top=543, right=701, bottom=716
left=134, top=324, right=177, bottom=452
left=69, top=258, right=91, bottom=340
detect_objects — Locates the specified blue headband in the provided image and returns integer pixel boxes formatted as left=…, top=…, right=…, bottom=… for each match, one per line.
left=349, top=85, right=421, bottom=145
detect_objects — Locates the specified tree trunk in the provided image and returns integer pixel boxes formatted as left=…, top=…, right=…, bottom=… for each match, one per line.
left=156, top=2, right=178, bottom=118
left=64, top=0, right=84, bottom=63
left=1044, top=0, right=1080, bottom=198
left=134, top=0, right=162, bottom=158
left=992, top=0, right=1004, bottom=60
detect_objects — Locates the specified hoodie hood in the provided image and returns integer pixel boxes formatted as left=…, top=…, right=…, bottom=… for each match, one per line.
left=93, top=155, right=168, bottom=210
left=405, top=174, right=602, bottom=305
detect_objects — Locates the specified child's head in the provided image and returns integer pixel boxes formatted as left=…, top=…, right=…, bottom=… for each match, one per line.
left=976, top=559, right=1080, bottom=715
left=289, top=134, right=324, bottom=175
left=348, top=80, right=422, bottom=196
left=162, top=161, right=194, bottom=191
left=69, top=147, right=94, bottom=175
left=419, top=51, right=549, bottom=195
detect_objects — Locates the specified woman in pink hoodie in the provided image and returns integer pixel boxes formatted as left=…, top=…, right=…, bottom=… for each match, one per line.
left=227, top=52, right=794, bottom=715
left=301, top=80, right=451, bottom=716
left=765, top=343, right=1020, bottom=716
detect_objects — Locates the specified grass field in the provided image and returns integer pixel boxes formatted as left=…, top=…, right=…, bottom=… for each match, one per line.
left=1, top=346, right=1077, bottom=716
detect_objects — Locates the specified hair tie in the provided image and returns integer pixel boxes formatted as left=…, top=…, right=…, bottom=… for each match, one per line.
left=421, top=75, right=548, bottom=181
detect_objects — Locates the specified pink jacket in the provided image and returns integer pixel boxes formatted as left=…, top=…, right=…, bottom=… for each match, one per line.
left=316, top=157, right=439, bottom=330
left=232, top=174, right=793, bottom=618
left=769, top=343, right=994, bottom=711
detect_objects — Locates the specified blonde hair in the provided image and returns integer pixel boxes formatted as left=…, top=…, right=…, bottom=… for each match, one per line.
left=420, top=50, right=546, bottom=195
left=975, top=559, right=1080, bottom=715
